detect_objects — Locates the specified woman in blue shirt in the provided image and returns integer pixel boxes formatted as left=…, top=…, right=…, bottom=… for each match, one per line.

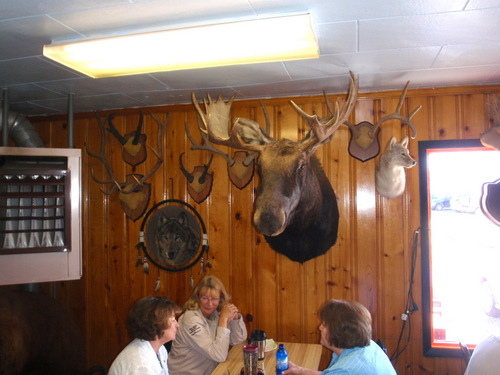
left=284, top=299, right=396, bottom=375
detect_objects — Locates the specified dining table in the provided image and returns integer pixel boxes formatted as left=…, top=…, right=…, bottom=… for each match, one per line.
left=212, top=340, right=323, bottom=374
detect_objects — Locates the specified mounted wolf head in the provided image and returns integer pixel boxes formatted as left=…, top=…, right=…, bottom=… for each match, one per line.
left=188, top=72, right=358, bottom=263
left=375, top=136, right=416, bottom=199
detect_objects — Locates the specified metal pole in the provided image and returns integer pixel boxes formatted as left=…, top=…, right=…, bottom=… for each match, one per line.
left=2, top=88, right=8, bottom=146
left=67, top=92, right=74, bottom=148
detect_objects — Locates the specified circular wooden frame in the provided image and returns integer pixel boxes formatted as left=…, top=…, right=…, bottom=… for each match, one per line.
left=138, top=199, right=208, bottom=272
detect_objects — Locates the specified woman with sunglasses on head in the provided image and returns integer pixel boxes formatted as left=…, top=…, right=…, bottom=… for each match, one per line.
left=168, top=275, right=247, bottom=375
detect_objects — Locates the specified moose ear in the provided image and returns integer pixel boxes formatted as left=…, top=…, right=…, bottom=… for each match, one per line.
left=234, top=117, right=275, bottom=145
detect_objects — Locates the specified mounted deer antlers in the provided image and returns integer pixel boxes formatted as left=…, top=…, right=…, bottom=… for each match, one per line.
left=107, top=110, right=147, bottom=166
left=85, top=111, right=168, bottom=221
left=343, top=81, right=422, bottom=162
left=179, top=153, right=214, bottom=203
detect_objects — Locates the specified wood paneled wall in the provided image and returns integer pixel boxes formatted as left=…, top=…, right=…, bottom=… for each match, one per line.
left=26, top=83, right=500, bottom=375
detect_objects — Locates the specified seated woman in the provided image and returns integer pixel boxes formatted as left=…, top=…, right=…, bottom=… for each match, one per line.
left=108, top=296, right=181, bottom=375
left=284, top=299, right=396, bottom=375
left=168, top=275, right=247, bottom=375
left=464, top=335, right=500, bottom=375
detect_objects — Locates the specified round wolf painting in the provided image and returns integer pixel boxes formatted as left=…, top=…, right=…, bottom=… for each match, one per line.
left=140, top=200, right=206, bottom=272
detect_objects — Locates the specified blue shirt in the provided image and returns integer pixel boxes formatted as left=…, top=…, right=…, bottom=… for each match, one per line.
left=322, top=340, right=396, bottom=375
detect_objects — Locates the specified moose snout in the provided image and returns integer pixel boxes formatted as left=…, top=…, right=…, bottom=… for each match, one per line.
left=253, top=209, right=286, bottom=237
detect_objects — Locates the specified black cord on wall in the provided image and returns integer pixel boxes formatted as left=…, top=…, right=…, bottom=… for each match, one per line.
left=390, top=228, right=420, bottom=365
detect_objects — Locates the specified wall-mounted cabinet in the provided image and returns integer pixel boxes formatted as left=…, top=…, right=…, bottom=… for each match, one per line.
left=0, top=147, right=82, bottom=285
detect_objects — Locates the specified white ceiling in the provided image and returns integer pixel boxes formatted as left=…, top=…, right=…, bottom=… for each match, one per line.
left=2, top=0, right=500, bottom=117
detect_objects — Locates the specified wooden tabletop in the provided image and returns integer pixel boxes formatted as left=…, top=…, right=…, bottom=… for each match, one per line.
left=213, top=341, right=323, bottom=374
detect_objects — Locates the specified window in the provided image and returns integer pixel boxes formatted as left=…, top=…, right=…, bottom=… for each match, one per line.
left=419, top=139, right=500, bottom=357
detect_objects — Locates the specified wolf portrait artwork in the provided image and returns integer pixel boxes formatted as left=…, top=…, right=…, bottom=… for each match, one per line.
left=146, top=206, right=201, bottom=266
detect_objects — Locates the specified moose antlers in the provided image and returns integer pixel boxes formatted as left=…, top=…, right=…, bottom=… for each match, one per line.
left=188, top=71, right=358, bottom=156
left=290, top=71, right=359, bottom=152
left=187, top=93, right=272, bottom=166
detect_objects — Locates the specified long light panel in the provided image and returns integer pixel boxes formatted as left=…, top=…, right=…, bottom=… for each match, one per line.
left=43, top=14, right=318, bottom=78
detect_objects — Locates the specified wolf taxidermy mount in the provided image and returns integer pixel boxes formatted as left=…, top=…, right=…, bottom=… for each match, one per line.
left=375, top=136, right=417, bottom=199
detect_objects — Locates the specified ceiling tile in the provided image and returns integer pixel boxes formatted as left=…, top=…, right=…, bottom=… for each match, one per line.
left=151, top=63, right=292, bottom=90
left=0, top=57, right=80, bottom=86
left=0, top=16, right=80, bottom=59
left=285, top=47, right=441, bottom=80
left=465, top=0, right=500, bottom=10
left=8, top=100, right=62, bottom=116
left=433, top=44, right=500, bottom=68
left=359, top=8, right=500, bottom=51
left=50, top=0, right=255, bottom=38
left=359, top=66, right=500, bottom=92
left=0, top=0, right=130, bottom=20
left=303, top=0, right=469, bottom=24
left=127, top=88, right=238, bottom=107
left=234, top=73, right=353, bottom=98
left=36, top=74, right=171, bottom=97
left=6, top=83, right=66, bottom=102
left=26, top=93, right=146, bottom=114
left=1, top=0, right=500, bottom=117
left=315, top=21, right=357, bottom=54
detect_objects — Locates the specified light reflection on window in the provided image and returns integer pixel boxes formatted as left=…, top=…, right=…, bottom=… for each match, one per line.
left=419, top=139, right=500, bottom=357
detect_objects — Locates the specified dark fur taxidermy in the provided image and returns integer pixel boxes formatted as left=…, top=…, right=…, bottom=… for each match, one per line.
left=263, top=156, right=339, bottom=263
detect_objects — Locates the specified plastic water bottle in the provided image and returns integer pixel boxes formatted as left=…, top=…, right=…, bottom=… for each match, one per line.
left=276, top=344, right=288, bottom=375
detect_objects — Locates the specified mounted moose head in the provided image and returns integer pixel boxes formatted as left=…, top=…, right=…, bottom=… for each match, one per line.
left=189, top=72, right=358, bottom=263
left=85, top=112, right=168, bottom=221
left=343, top=81, right=421, bottom=162
left=375, top=136, right=416, bottom=199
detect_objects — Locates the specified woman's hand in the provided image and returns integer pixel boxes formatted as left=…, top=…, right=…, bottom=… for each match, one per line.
left=218, top=304, right=239, bottom=327
left=283, top=361, right=321, bottom=375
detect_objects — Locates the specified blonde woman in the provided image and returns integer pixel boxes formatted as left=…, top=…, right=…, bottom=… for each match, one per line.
left=168, top=275, right=247, bottom=375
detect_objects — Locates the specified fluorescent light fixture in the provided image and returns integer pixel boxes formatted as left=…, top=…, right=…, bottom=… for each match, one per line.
left=43, top=14, right=318, bottom=78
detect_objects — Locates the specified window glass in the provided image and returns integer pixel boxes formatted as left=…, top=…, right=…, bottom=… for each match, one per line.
left=419, top=139, right=500, bottom=357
